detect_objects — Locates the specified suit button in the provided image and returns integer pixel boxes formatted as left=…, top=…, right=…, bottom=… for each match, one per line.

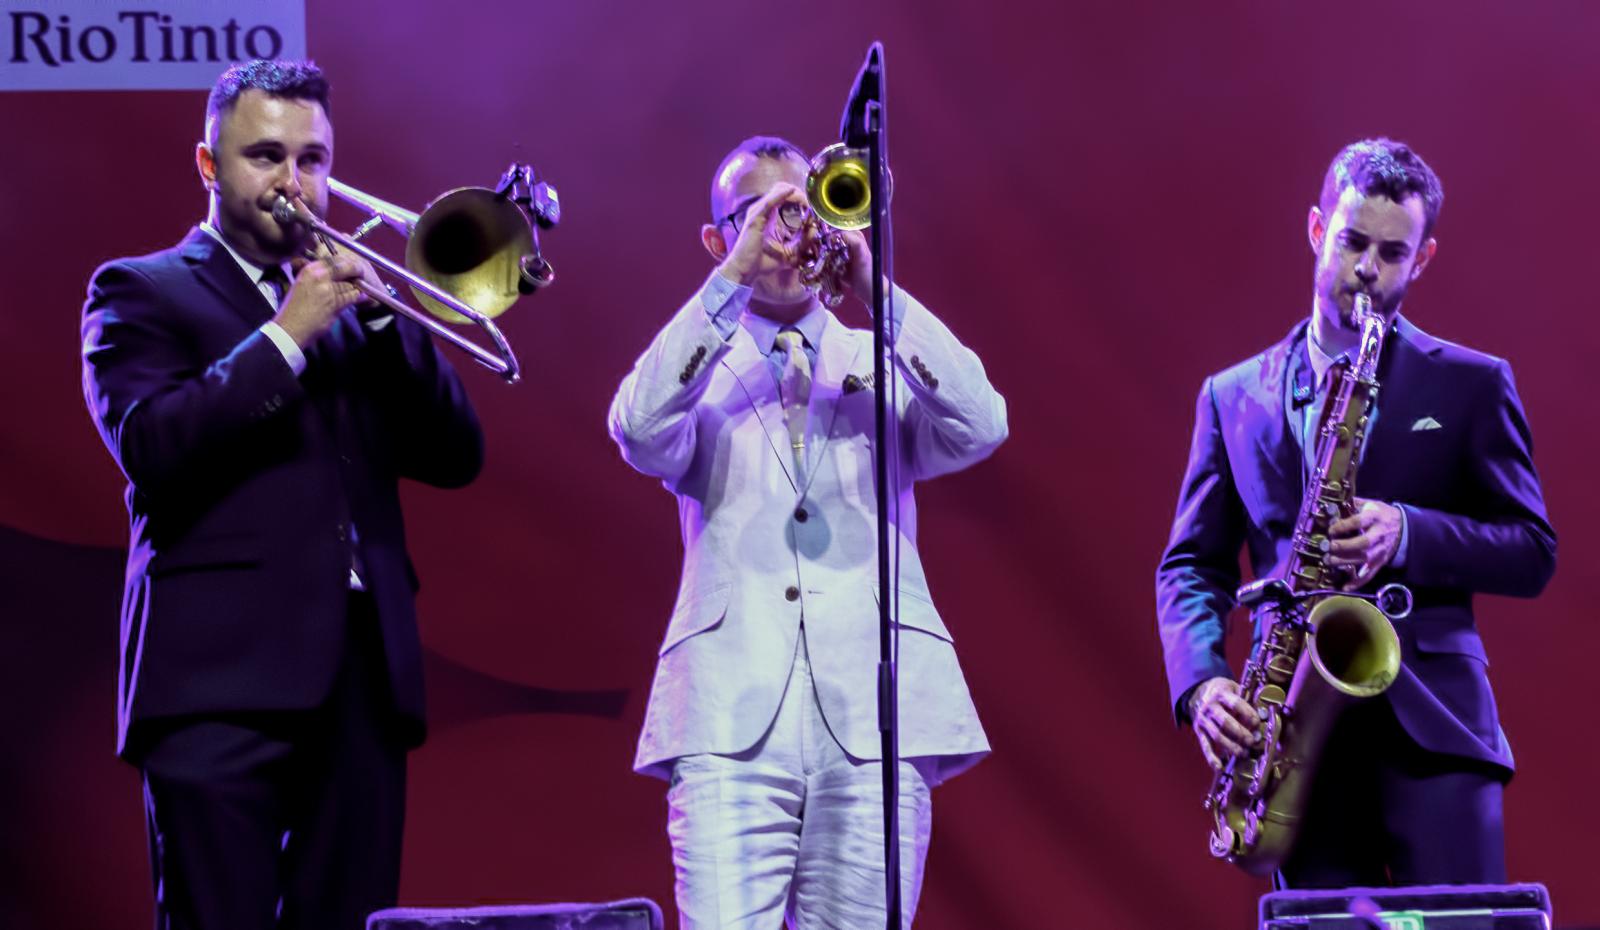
left=794, top=506, right=808, bottom=523
left=785, top=585, right=800, bottom=602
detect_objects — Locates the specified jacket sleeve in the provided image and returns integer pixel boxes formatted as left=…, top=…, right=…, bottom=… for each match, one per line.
left=360, top=312, right=484, bottom=489
left=1397, top=359, right=1556, bottom=597
left=1155, top=376, right=1246, bottom=722
left=607, top=274, right=739, bottom=483
left=887, top=287, right=1009, bottom=480
left=80, top=260, right=305, bottom=502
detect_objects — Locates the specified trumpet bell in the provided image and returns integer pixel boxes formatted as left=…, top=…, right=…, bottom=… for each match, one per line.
left=406, top=187, right=534, bottom=324
left=806, top=143, right=874, bottom=230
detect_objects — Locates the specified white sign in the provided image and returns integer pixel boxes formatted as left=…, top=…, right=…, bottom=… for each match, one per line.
left=1, top=0, right=306, bottom=90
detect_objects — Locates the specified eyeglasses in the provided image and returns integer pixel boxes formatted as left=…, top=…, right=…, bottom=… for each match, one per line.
left=718, top=199, right=806, bottom=235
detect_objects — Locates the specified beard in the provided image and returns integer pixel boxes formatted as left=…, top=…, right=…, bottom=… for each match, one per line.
left=1324, top=279, right=1406, bottom=328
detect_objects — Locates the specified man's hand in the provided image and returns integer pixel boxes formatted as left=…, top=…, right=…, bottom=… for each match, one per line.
left=1189, top=677, right=1260, bottom=771
left=274, top=248, right=375, bottom=348
left=716, top=183, right=807, bottom=287
left=1327, top=498, right=1404, bottom=590
left=838, top=227, right=876, bottom=305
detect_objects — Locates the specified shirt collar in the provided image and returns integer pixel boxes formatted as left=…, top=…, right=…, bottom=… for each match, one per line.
left=1305, top=326, right=1345, bottom=390
left=742, top=302, right=827, bottom=357
left=199, top=221, right=291, bottom=285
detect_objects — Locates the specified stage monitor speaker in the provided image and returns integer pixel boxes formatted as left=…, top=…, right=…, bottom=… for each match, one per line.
left=368, top=898, right=663, bottom=930
left=1260, top=883, right=1552, bottom=929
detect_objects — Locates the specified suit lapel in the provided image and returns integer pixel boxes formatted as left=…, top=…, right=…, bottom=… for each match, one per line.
left=179, top=227, right=276, bottom=329
left=1357, top=315, right=1442, bottom=491
left=1244, top=322, right=1307, bottom=519
left=721, top=328, right=800, bottom=492
left=802, top=313, right=864, bottom=490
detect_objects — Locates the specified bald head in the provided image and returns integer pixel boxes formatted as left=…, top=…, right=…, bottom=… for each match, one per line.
left=710, top=135, right=807, bottom=219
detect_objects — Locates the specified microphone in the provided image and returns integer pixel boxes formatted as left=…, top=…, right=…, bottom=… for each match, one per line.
left=838, top=43, right=883, bottom=148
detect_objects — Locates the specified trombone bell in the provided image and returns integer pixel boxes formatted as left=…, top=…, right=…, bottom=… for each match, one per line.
left=273, top=165, right=558, bottom=384
left=406, top=188, right=534, bottom=324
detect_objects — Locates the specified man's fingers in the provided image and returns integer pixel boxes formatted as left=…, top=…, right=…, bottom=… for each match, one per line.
left=1342, top=563, right=1377, bottom=591
left=330, top=256, right=368, bottom=281
left=750, top=183, right=802, bottom=218
left=1328, top=516, right=1362, bottom=537
left=1218, top=693, right=1260, bottom=726
left=1201, top=717, right=1247, bottom=759
left=1215, top=710, right=1257, bottom=747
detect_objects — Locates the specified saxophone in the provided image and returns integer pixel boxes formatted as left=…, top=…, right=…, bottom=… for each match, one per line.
left=1203, top=292, right=1411, bottom=875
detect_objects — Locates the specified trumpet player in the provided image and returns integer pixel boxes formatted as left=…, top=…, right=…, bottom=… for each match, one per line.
left=1155, top=138, right=1555, bottom=887
left=608, top=135, right=1007, bottom=928
left=80, top=59, right=483, bottom=930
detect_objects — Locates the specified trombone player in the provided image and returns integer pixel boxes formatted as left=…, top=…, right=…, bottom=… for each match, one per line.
left=80, top=59, right=483, bottom=930
left=608, top=135, right=1008, bottom=927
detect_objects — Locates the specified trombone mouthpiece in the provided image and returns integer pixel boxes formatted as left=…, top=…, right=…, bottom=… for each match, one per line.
left=271, top=196, right=303, bottom=227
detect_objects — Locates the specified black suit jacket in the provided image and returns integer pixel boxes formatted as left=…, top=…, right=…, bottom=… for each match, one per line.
left=1156, top=316, right=1556, bottom=772
left=81, top=227, right=484, bottom=756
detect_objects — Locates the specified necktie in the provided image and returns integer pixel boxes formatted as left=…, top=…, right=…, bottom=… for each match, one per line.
left=774, top=329, right=812, bottom=477
left=1304, top=358, right=1348, bottom=470
left=261, top=264, right=359, bottom=585
left=259, top=264, right=290, bottom=312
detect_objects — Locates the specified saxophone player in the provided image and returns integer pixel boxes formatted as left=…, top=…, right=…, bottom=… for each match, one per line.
left=1155, top=138, right=1555, bottom=887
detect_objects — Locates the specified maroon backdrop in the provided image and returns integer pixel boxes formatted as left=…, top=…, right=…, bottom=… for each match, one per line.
left=3, top=3, right=1595, bottom=927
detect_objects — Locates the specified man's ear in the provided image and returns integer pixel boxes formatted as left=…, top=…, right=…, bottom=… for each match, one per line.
left=1410, top=237, right=1438, bottom=281
left=1307, top=204, right=1326, bottom=255
left=701, top=223, right=729, bottom=263
left=196, top=142, right=218, bottom=192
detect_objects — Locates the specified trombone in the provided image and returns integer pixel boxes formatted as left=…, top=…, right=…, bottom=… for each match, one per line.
left=271, top=163, right=559, bottom=384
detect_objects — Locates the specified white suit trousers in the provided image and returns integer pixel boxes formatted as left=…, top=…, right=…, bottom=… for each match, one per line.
left=666, top=633, right=934, bottom=930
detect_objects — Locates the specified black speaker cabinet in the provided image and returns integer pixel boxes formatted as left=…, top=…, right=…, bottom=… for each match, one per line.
left=368, top=898, right=663, bottom=930
left=1260, top=883, right=1552, bottom=929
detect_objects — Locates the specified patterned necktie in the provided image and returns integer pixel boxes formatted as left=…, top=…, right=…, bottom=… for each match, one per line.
left=774, top=329, right=812, bottom=475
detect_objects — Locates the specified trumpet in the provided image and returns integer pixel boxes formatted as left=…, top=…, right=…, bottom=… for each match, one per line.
left=793, top=143, right=887, bottom=308
left=271, top=163, right=558, bottom=383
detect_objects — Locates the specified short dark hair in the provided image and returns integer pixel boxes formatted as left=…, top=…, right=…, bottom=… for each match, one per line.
left=206, top=59, right=330, bottom=131
left=1319, top=137, right=1444, bottom=240
left=710, top=135, right=807, bottom=218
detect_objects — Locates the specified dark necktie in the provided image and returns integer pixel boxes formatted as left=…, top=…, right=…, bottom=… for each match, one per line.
left=259, top=264, right=290, bottom=312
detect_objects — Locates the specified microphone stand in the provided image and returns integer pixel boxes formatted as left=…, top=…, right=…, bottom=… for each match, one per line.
left=839, top=40, right=899, bottom=930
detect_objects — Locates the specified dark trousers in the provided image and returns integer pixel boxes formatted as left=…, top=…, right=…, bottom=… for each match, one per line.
left=1277, top=694, right=1508, bottom=889
left=135, top=593, right=408, bottom=930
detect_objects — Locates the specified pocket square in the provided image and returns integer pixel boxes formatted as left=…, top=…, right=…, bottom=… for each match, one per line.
left=1411, top=416, right=1444, bottom=432
left=842, top=373, right=875, bottom=395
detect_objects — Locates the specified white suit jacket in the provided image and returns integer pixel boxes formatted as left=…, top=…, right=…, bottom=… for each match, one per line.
left=609, top=274, right=1007, bottom=781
